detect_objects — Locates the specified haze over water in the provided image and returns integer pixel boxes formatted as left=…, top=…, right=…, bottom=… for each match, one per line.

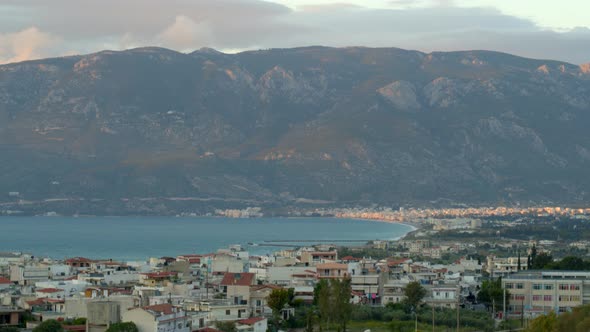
left=0, top=217, right=413, bottom=261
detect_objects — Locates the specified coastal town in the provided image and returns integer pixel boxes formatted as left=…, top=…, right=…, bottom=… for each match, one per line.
left=2, top=212, right=590, bottom=332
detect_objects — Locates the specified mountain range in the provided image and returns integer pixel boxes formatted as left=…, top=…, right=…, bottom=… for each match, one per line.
left=1, top=46, right=590, bottom=215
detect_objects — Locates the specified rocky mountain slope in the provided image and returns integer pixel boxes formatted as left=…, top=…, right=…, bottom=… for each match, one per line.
left=1, top=46, right=589, bottom=215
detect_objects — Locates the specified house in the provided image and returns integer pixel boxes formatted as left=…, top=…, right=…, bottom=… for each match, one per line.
left=0, top=277, right=11, bottom=290
left=236, top=317, right=267, bottom=332
left=123, top=303, right=191, bottom=332
left=300, top=251, right=337, bottom=266
left=426, top=287, right=459, bottom=309
left=0, top=306, right=23, bottom=326
left=65, top=257, right=93, bottom=270
left=9, top=264, right=51, bottom=285
left=35, top=288, right=65, bottom=299
left=316, top=263, right=348, bottom=279
left=140, top=272, right=177, bottom=287
left=184, top=300, right=249, bottom=322
left=249, top=285, right=281, bottom=316
left=87, top=301, right=121, bottom=332
left=220, top=273, right=256, bottom=306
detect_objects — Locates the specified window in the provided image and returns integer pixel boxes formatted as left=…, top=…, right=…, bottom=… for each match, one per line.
left=532, top=295, right=541, bottom=301
left=516, top=283, right=524, bottom=289
left=559, top=284, right=569, bottom=290
left=544, top=295, right=552, bottom=301
left=544, top=284, right=553, bottom=290
left=505, top=283, right=513, bottom=289
left=571, top=284, right=580, bottom=291
left=571, top=296, right=581, bottom=302
left=226, top=310, right=230, bottom=315
left=533, top=283, right=542, bottom=290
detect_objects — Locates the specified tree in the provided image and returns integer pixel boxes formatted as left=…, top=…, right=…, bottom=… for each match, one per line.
left=313, top=278, right=352, bottom=332
left=304, top=307, right=316, bottom=332
left=532, top=252, right=553, bottom=269
left=403, top=281, right=426, bottom=308
left=526, top=311, right=557, bottom=332
left=267, top=288, right=290, bottom=317
left=332, top=278, right=352, bottom=332
left=0, top=327, right=20, bottom=332
left=527, top=255, right=531, bottom=269
left=64, top=318, right=87, bottom=326
left=530, top=244, right=537, bottom=267
left=215, top=321, right=236, bottom=332
left=105, top=322, right=138, bottom=332
left=32, top=320, right=64, bottom=332
left=477, top=278, right=508, bottom=312
left=315, top=279, right=331, bottom=330
left=548, top=256, right=590, bottom=271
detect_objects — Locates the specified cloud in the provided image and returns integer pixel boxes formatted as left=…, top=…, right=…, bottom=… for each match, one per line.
left=155, top=16, right=214, bottom=51
left=0, top=0, right=588, bottom=64
left=0, top=27, right=61, bottom=64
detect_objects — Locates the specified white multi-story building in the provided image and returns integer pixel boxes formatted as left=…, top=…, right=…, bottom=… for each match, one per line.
left=503, top=271, right=590, bottom=318
left=10, top=264, right=50, bottom=285
left=426, top=287, right=459, bottom=309
left=123, top=304, right=191, bottom=332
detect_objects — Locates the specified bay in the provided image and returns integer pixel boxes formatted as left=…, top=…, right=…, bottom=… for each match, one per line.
left=0, top=216, right=413, bottom=261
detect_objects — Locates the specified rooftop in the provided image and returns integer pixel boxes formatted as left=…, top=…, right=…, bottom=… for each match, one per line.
left=220, top=273, right=255, bottom=287
left=238, top=317, right=265, bottom=325
left=504, top=270, right=590, bottom=280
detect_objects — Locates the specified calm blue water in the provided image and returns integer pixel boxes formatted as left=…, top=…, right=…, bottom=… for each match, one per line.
left=0, top=217, right=412, bottom=261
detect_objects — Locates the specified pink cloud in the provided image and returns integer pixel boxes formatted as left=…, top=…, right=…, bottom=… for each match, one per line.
left=0, top=27, right=61, bottom=64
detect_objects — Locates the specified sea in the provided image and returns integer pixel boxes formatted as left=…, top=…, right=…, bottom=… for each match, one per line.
left=0, top=216, right=413, bottom=261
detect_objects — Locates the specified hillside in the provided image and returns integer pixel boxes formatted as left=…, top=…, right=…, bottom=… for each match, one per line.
left=1, top=46, right=590, bottom=215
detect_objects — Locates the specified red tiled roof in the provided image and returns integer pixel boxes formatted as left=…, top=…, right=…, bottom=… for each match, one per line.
left=341, top=256, right=361, bottom=261
left=46, top=299, right=65, bottom=303
left=65, top=257, right=93, bottom=263
left=37, top=288, right=63, bottom=293
left=26, top=299, right=47, bottom=306
left=220, top=272, right=255, bottom=286
left=198, top=328, right=222, bottom=332
left=179, top=254, right=202, bottom=258
left=250, top=285, right=281, bottom=291
left=143, top=303, right=175, bottom=315
left=238, top=317, right=265, bottom=325
left=0, top=277, right=11, bottom=284
left=63, top=325, right=86, bottom=332
left=387, top=258, right=409, bottom=266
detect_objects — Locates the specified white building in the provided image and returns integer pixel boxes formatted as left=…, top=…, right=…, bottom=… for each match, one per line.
left=123, top=304, right=191, bottom=332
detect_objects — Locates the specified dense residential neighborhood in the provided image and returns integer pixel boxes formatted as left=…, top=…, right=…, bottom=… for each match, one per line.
left=2, top=223, right=590, bottom=332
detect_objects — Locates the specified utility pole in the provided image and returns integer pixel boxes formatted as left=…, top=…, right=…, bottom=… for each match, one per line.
left=503, top=286, right=506, bottom=321
left=456, top=290, right=460, bottom=332
left=520, top=297, right=524, bottom=327
left=432, top=305, right=435, bottom=332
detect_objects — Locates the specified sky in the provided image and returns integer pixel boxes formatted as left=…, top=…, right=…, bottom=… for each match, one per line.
left=0, top=0, right=589, bottom=65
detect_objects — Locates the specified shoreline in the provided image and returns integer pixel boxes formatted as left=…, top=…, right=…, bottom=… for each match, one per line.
left=342, top=217, right=421, bottom=241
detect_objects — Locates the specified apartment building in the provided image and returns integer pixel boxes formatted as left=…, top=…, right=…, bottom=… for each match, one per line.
left=502, top=271, right=590, bottom=317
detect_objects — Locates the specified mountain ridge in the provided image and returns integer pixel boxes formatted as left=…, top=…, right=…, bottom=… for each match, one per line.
left=1, top=46, right=590, bottom=215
